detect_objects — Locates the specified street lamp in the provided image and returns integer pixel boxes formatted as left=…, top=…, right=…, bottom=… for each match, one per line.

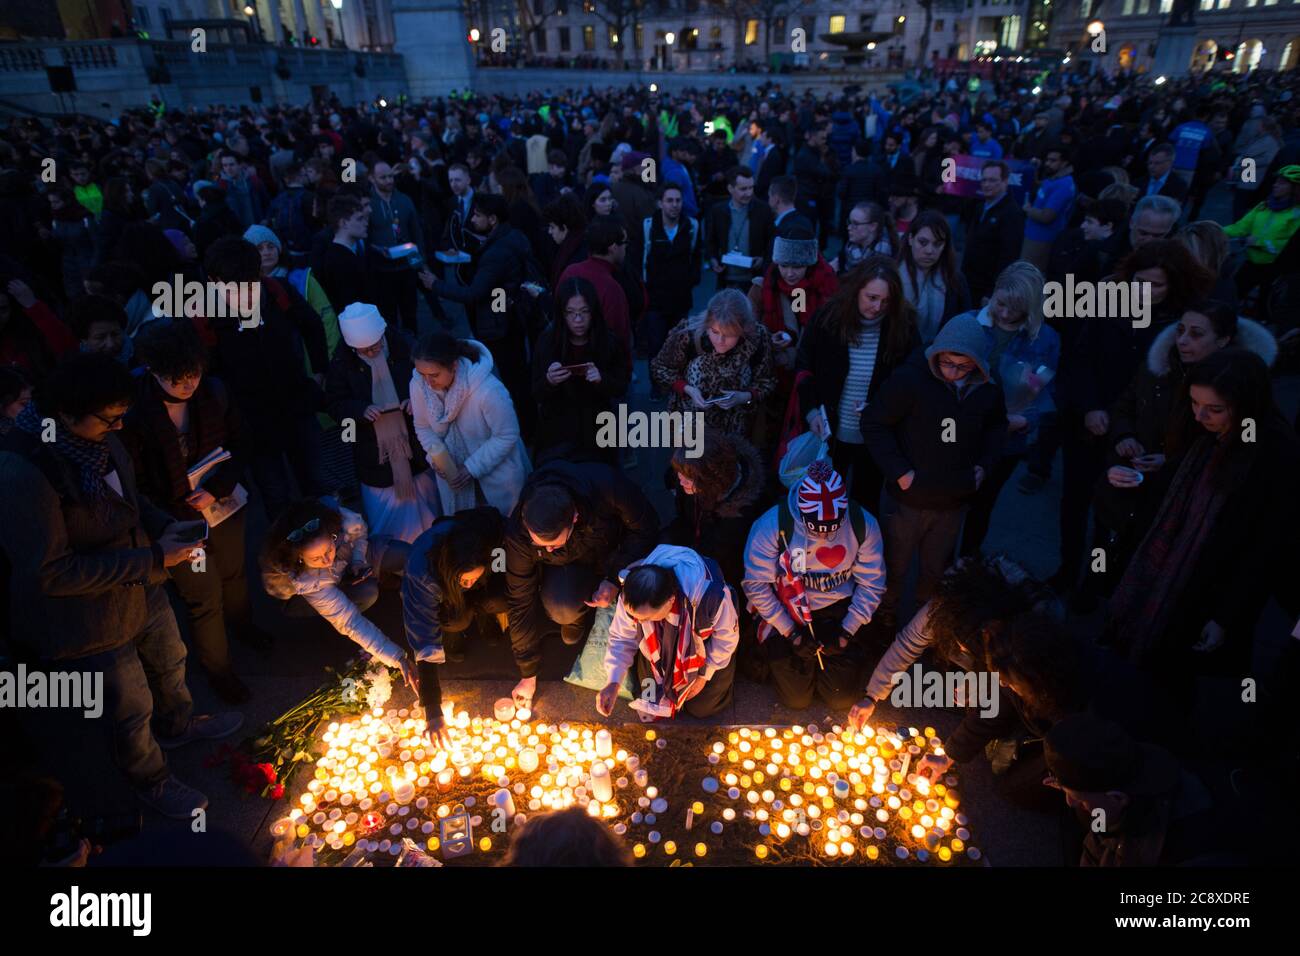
left=665, top=32, right=675, bottom=45
left=1086, top=20, right=1104, bottom=36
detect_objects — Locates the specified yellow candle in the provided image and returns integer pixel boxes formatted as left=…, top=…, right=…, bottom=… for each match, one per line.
left=479, top=836, right=492, bottom=852
left=633, top=843, right=646, bottom=859
left=755, top=845, right=769, bottom=860
left=663, top=841, right=677, bottom=855
left=694, top=843, right=707, bottom=858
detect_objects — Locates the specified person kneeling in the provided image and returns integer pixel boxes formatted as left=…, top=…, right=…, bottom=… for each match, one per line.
left=596, top=546, right=739, bottom=721
left=743, top=459, right=885, bottom=711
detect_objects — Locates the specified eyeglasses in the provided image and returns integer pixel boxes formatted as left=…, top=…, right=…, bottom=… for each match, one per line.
left=848, top=219, right=872, bottom=227
left=564, top=308, right=591, bottom=319
left=286, top=518, right=324, bottom=542
left=91, top=409, right=129, bottom=427
left=938, top=359, right=977, bottom=374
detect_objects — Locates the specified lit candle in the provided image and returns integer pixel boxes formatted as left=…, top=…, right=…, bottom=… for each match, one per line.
left=491, top=788, right=516, bottom=817
left=518, top=748, right=540, bottom=773
left=590, top=761, right=614, bottom=802
left=595, top=729, right=613, bottom=757
left=393, top=778, right=415, bottom=805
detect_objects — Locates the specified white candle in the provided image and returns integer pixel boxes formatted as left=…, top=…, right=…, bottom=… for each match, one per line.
left=494, top=698, right=516, bottom=722
left=491, top=788, right=516, bottom=817
left=518, top=748, right=540, bottom=773
left=590, top=762, right=614, bottom=802
left=595, top=729, right=613, bottom=757
left=393, top=779, right=415, bottom=806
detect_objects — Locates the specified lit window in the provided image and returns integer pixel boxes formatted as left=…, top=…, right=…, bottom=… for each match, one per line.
left=745, top=19, right=759, bottom=44
left=583, top=24, right=594, bottom=50
left=829, top=15, right=846, bottom=33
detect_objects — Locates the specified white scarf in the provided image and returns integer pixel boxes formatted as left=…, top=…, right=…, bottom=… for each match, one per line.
left=360, top=340, right=414, bottom=499
left=422, top=355, right=477, bottom=511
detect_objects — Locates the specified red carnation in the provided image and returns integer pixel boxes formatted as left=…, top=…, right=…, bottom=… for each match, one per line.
left=269, top=783, right=285, bottom=800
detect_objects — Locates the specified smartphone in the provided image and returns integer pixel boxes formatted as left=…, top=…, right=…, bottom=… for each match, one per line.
left=558, top=363, right=592, bottom=373
left=177, top=520, right=209, bottom=543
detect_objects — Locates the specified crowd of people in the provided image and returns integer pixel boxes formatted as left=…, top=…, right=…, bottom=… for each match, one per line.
left=2, top=63, right=1299, bottom=868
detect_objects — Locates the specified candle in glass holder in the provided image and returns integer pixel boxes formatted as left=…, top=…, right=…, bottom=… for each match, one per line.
left=518, top=748, right=539, bottom=773
left=393, top=778, right=415, bottom=805
left=493, top=698, right=516, bottom=722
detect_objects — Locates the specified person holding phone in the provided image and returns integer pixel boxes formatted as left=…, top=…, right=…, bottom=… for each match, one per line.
left=532, top=277, right=630, bottom=463
left=651, top=288, right=774, bottom=439
left=1093, top=302, right=1277, bottom=595
left=0, top=352, right=244, bottom=821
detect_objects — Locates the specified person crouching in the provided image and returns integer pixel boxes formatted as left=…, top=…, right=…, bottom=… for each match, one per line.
left=595, top=545, right=739, bottom=721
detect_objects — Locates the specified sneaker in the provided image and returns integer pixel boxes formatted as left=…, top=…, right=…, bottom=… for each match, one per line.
left=137, top=775, right=209, bottom=820
left=209, top=671, right=252, bottom=705
left=157, top=712, right=246, bottom=751
left=1017, top=472, right=1048, bottom=494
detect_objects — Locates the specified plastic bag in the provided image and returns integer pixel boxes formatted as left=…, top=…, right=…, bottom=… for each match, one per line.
left=778, top=430, right=830, bottom=489
left=563, top=605, right=636, bottom=699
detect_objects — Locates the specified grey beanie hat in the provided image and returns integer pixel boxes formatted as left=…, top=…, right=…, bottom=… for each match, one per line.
left=925, top=311, right=991, bottom=383
left=772, top=234, right=818, bottom=268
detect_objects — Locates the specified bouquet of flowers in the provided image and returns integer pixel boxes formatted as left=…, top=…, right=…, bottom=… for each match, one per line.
left=206, top=658, right=397, bottom=800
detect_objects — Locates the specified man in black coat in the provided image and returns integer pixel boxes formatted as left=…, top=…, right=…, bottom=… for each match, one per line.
left=961, top=159, right=1025, bottom=305
left=794, top=121, right=839, bottom=250
left=505, top=460, right=659, bottom=705
left=203, top=236, right=329, bottom=520
left=424, top=192, right=537, bottom=438
left=837, top=139, right=877, bottom=234
left=642, top=183, right=702, bottom=379
left=705, top=166, right=773, bottom=291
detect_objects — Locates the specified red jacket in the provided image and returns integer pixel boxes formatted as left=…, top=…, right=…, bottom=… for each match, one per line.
left=0, top=300, right=78, bottom=375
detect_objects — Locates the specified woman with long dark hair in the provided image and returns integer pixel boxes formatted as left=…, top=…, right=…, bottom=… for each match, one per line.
left=401, top=506, right=509, bottom=734
left=1107, top=349, right=1300, bottom=709
left=409, top=332, right=531, bottom=516
left=796, top=255, right=920, bottom=513
left=1095, top=302, right=1277, bottom=590
left=532, top=276, right=630, bottom=462
left=495, top=165, right=549, bottom=271
left=897, top=210, right=971, bottom=344
left=94, top=176, right=138, bottom=265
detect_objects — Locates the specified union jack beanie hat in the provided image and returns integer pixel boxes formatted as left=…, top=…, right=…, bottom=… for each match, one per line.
left=796, top=459, right=848, bottom=533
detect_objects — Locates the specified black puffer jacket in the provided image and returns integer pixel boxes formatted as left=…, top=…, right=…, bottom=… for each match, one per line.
left=505, top=461, right=659, bottom=659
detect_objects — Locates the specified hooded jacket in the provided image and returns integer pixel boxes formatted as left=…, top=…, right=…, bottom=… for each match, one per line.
left=505, top=461, right=659, bottom=673
left=1108, top=318, right=1278, bottom=456
left=862, top=314, right=1007, bottom=510
left=409, top=338, right=530, bottom=516
left=741, top=488, right=886, bottom=641
left=604, top=545, right=740, bottom=688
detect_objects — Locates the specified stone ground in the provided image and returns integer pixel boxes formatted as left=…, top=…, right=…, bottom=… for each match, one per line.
left=25, top=182, right=1298, bottom=867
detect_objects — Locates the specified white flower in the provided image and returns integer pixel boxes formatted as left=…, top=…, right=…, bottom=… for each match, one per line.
left=364, top=666, right=393, bottom=710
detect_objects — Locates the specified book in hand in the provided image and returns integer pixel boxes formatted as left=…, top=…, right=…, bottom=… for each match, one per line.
left=186, top=446, right=248, bottom=527
left=434, top=250, right=472, bottom=264
left=381, top=242, right=420, bottom=260
left=720, top=252, right=756, bottom=268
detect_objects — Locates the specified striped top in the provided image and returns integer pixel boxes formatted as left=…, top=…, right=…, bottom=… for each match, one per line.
left=835, top=318, right=883, bottom=444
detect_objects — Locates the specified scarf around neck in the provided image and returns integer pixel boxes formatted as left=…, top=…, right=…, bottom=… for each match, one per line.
left=15, top=401, right=114, bottom=504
